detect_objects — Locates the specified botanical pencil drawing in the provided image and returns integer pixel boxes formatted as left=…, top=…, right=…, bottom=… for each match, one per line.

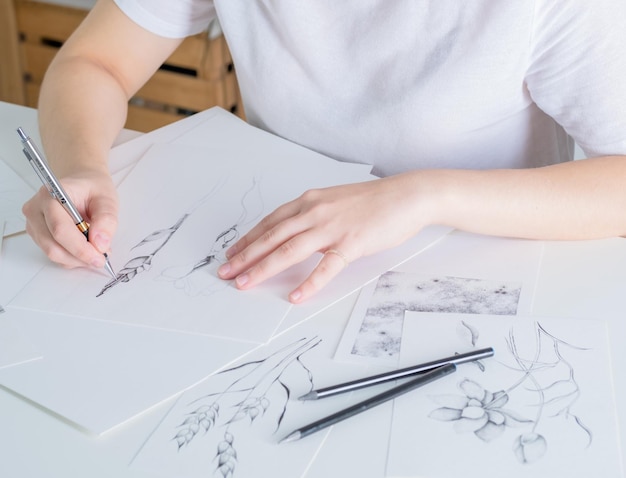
left=157, top=178, right=263, bottom=296
left=172, top=336, right=321, bottom=477
left=428, top=321, right=591, bottom=465
left=96, top=177, right=262, bottom=297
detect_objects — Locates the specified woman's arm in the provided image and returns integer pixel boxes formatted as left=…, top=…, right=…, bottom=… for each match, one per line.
left=24, top=0, right=183, bottom=270
left=218, top=154, right=626, bottom=302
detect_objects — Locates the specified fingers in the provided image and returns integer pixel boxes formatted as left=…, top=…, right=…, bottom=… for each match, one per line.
left=23, top=188, right=96, bottom=268
left=220, top=177, right=422, bottom=303
left=220, top=233, right=351, bottom=304
left=22, top=177, right=119, bottom=271
left=223, top=199, right=301, bottom=260
left=218, top=217, right=315, bottom=286
left=288, top=249, right=350, bottom=303
left=85, top=191, right=119, bottom=255
left=217, top=203, right=353, bottom=304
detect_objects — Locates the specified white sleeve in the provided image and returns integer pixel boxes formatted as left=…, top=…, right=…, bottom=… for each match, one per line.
left=113, top=0, right=216, bottom=38
left=525, top=0, right=626, bottom=157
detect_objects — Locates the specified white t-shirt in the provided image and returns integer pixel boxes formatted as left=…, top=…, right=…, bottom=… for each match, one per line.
left=114, top=0, right=626, bottom=177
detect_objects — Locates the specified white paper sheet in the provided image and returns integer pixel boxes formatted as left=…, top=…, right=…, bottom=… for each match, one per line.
left=0, top=311, right=42, bottom=370
left=0, top=156, right=34, bottom=236
left=130, top=301, right=389, bottom=478
left=386, top=312, right=623, bottom=478
left=0, top=307, right=256, bottom=434
left=0, top=231, right=47, bottom=307
left=0, top=225, right=42, bottom=368
left=11, top=137, right=377, bottom=342
left=335, top=232, right=543, bottom=366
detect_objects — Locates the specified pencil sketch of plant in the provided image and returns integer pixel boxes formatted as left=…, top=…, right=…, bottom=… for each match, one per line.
left=457, top=320, right=485, bottom=371
left=172, top=336, right=320, bottom=478
left=96, top=177, right=262, bottom=297
left=428, top=321, right=591, bottom=464
left=96, top=213, right=190, bottom=297
left=157, top=178, right=263, bottom=296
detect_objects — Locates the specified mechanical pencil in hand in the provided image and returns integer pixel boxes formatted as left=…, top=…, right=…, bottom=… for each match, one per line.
left=17, top=127, right=116, bottom=279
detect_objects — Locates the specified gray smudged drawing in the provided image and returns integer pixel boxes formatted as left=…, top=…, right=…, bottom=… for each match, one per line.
left=352, top=272, right=522, bottom=360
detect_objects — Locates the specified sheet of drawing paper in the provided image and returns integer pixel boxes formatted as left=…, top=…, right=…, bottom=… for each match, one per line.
left=11, top=136, right=402, bottom=342
left=108, top=107, right=225, bottom=175
left=0, top=312, right=42, bottom=369
left=130, top=298, right=394, bottom=478
left=0, top=234, right=47, bottom=307
left=0, top=223, right=42, bottom=369
left=334, top=232, right=543, bottom=367
left=0, top=307, right=256, bottom=434
left=304, top=400, right=393, bottom=478
left=385, top=312, right=622, bottom=478
left=532, top=237, right=626, bottom=473
left=0, top=156, right=34, bottom=236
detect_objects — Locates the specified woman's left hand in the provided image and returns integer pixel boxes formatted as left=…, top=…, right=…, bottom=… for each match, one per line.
left=217, top=172, right=436, bottom=303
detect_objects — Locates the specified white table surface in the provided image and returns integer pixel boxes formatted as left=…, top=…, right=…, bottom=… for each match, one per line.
left=1, top=101, right=624, bottom=477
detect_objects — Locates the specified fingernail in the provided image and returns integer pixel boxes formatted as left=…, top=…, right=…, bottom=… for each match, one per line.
left=235, top=273, right=249, bottom=287
left=289, top=289, right=302, bottom=303
left=225, top=247, right=237, bottom=259
left=90, top=257, right=104, bottom=268
left=217, top=262, right=231, bottom=277
left=93, top=233, right=111, bottom=252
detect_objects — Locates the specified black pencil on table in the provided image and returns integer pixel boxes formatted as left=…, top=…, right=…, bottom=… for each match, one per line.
left=299, top=347, right=494, bottom=401
left=280, top=363, right=456, bottom=443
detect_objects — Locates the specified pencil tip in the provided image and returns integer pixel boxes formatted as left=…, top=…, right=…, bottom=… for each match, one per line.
left=279, top=431, right=301, bottom=444
left=298, top=391, right=318, bottom=401
left=104, top=256, right=117, bottom=280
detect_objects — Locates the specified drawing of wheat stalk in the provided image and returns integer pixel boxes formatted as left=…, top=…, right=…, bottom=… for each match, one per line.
left=172, top=337, right=320, bottom=477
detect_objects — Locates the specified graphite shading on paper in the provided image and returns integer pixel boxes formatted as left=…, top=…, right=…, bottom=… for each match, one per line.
left=0, top=157, right=33, bottom=236
left=9, top=139, right=374, bottom=343
left=334, top=233, right=542, bottom=366
left=386, top=312, right=622, bottom=478
left=335, top=272, right=524, bottom=367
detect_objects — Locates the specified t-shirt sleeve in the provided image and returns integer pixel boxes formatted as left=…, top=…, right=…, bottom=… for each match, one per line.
left=525, top=0, right=626, bottom=157
left=113, top=0, right=217, bottom=38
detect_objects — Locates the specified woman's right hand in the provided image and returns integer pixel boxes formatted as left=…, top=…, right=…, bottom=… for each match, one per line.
left=22, top=168, right=119, bottom=271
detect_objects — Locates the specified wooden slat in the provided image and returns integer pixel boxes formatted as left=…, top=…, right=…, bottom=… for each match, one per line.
left=16, top=1, right=86, bottom=45
left=12, top=0, right=244, bottom=128
left=21, top=43, right=58, bottom=83
left=0, top=0, right=26, bottom=103
left=24, top=81, right=39, bottom=107
left=166, top=34, right=206, bottom=71
left=135, top=70, right=227, bottom=112
left=126, top=104, right=187, bottom=133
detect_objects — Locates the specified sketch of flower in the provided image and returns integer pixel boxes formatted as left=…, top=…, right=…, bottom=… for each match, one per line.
left=429, top=379, right=532, bottom=442
left=513, top=432, right=547, bottom=464
left=172, top=337, right=320, bottom=477
left=428, top=321, right=591, bottom=466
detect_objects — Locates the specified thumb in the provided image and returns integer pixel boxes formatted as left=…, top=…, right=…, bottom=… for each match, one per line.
left=87, top=194, right=119, bottom=254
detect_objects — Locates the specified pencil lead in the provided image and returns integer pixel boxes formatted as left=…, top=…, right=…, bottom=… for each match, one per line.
left=279, top=431, right=301, bottom=444
left=298, top=391, right=318, bottom=401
